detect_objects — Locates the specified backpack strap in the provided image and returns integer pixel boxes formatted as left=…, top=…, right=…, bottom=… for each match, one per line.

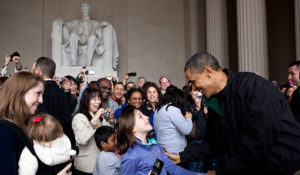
left=0, top=120, right=36, bottom=154
left=0, top=120, right=44, bottom=167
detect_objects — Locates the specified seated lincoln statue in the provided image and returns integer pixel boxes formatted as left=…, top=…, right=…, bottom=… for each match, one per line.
left=52, top=3, right=119, bottom=71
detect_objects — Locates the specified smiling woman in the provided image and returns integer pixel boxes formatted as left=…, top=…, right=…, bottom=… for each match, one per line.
left=0, top=72, right=44, bottom=174
left=72, top=87, right=115, bottom=174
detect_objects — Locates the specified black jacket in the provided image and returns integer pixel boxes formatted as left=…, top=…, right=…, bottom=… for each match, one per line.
left=37, top=80, right=75, bottom=145
left=180, top=69, right=300, bottom=175
left=289, top=87, right=300, bottom=123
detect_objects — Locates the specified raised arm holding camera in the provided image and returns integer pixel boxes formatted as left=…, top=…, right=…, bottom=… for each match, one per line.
left=1, top=52, right=23, bottom=76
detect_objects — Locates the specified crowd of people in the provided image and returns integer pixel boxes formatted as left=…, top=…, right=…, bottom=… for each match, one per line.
left=0, top=52, right=300, bottom=175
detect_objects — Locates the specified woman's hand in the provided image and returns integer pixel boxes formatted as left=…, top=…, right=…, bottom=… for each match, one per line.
left=57, top=163, right=72, bottom=175
left=82, top=73, right=88, bottom=84
left=184, top=112, right=192, bottom=119
left=191, top=90, right=202, bottom=111
left=106, top=108, right=115, bottom=123
left=95, top=108, right=105, bottom=118
left=162, top=148, right=181, bottom=164
left=195, top=97, right=201, bottom=111
left=206, top=170, right=216, bottom=175
left=91, top=108, right=105, bottom=127
left=203, top=105, right=208, bottom=115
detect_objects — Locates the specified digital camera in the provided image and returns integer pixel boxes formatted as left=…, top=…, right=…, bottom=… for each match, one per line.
left=197, top=92, right=202, bottom=99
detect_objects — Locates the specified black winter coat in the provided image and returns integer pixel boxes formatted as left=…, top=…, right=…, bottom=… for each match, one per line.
left=180, top=69, right=300, bottom=175
left=290, top=87, right=300, bottom=123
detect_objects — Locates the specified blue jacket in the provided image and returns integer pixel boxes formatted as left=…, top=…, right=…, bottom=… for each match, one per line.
left=120, top=139, right=197, bottom=175
left=114, top=103, right=128, bottom=119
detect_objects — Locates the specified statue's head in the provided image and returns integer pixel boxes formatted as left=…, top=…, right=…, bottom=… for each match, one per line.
left=81, top=3, right=90, bottom=18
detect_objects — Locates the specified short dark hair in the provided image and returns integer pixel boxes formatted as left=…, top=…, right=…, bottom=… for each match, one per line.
left=11, top=52, right=20, bottom=57
left=36, top=57, right=56, bottom=78
left=94, top=126, right=115, bottom=150
left=159, top=76, right=170, bottom=84
left=115, top=82, right=125, bottom=88
left=89, top=81, right=99, bottom=89
left=288, top=61, right=300, bottom=71
left=184, top=52, right=221, bottom=73
left=79, top=87, right=101, bottom=121
left=126, top=88, right=143, bottom=101
left=125, top=82, right=136, bottom=90
left=97, top=78, right=111, bottom=87
left=65, top=75, right=77, bottom=87
left=138, top=77, right=146, bottom=81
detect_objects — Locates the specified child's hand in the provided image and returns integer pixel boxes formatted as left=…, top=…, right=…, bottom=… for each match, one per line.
left=57, top=163, right=72, bottom=175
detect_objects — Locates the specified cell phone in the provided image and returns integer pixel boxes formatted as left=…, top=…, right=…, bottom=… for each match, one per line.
left=59, top=77, right=64, bottom=84
left=150, top=159, right=164, bottom=175
left=85, top=70, right=95, bottom=75
left=128, top=72, right=137, bottom=76
left=9, top=55, right=13, bottom=62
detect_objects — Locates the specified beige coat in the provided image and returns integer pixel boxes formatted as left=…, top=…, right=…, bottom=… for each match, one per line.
left=72, top=113, right=113, bottom=173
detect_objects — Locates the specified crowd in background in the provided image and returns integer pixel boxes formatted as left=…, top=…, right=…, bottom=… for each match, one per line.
left=0, top=52, right=300, bottom=175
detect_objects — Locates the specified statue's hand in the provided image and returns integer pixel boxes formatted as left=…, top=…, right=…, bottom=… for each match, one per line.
left=55, top=19, right=64, bottom=25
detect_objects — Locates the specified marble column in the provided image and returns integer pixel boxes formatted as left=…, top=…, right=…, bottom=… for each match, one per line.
left=184, top=0, right=206, bottom=61
left=237, top=0, right=268, bottom=79
left=295, top=0, right=300, bottom=60
left=206, top=0, right=229, bottom=68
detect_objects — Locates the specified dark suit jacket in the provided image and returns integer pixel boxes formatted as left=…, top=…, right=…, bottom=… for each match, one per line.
left=290, top=87, right=300, bottom=123
left=37, top=80, right=75, bottom=144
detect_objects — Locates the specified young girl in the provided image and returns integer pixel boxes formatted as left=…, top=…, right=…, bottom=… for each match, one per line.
left=116, top=105, right=198, bottom=175
left=18, top=113, right=72, bottom=175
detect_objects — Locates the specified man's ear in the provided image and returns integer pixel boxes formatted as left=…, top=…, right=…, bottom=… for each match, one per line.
left=34, top=67, right=41, bottom=75
left=100, top=141, right=106, bottom=149
left=203, top=66, right=213, bottom=78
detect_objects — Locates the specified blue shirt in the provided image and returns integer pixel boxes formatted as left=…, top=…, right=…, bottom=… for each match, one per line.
left=120, top=139, right=197, bottom=175
left=114, top=103, right=128, bottom=120
left=154, top=104, right=193, bottom=153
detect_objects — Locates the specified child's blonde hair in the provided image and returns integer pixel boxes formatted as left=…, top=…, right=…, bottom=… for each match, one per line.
left=27, top=113, right=64, bottom=144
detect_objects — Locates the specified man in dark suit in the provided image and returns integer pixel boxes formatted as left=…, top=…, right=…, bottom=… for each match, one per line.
left=288, top=61, right=300, bottom=123
left=34, top=57, right=75, bottom=145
